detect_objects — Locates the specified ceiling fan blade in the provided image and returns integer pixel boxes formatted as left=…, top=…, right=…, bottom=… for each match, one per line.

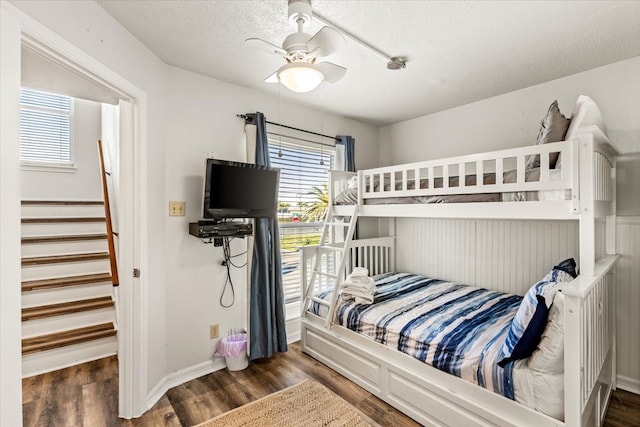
left=316, top=62, right=346, bottom=83
left=264, top=71, right=279, bottom=83
left=245, top=38, right=287, bottom=56
left=307, top=26, right=345, bottom=57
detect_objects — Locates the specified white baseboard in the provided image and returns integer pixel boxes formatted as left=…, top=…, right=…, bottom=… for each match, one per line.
left=146, top=357, right=226, bottom=410
left=146, top=318, right=301, bottom=411
left=617, top=374, right=640, bottom=395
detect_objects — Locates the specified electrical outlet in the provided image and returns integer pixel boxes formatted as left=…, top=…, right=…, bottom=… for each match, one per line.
left=210, top=324, right=219, bottom=339
left=169, top=201, right=185, bottom=216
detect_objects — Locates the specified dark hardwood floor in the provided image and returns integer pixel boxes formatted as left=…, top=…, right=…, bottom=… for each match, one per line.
left=22, top=343, right=640, bottom=426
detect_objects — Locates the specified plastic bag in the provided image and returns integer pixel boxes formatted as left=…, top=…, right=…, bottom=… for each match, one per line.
left=214, top=333, right=247, bottom=358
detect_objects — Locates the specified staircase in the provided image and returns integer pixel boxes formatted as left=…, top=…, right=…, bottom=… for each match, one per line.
left=21, top=200, right=117, bottom=377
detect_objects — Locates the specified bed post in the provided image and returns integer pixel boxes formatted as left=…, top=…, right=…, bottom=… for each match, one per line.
left=357, top=170, right=364, bottom=206
left=564, top=293, right=582, bottom=426
left=606, top=151, right=617, bottom=391
left=578, top=131, right=595, bottom=276
left=605, top=155, right=617, bottom=256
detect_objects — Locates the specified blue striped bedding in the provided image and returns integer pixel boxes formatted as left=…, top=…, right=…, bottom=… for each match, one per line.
left=310, top=272, right=522, bottom=398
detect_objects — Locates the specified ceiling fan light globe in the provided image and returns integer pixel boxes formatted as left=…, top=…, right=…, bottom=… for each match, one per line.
left=278, top=63, right=324, bottom=93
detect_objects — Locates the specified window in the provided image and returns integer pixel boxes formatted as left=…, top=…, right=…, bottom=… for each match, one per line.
left=269, top=137, right=335, bottom=310
left=20, top=88, right=73, bottom=166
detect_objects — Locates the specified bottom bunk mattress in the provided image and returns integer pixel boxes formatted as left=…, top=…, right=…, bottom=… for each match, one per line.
left=309, top=272, right=564, bottom=419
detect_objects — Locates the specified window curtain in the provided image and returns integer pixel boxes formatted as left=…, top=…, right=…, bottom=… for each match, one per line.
left=336, top=135, right=356, bottom=172
left=244, top=112, right=287, bottom=361
left=336, top=135, right=358, bottom=240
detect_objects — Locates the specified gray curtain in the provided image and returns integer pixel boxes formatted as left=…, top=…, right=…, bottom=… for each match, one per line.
left=337, top=135, right=356, bottom=171
left=246, top=112, right=287, bottom=360
left=337, top=135, right=357, bottom=240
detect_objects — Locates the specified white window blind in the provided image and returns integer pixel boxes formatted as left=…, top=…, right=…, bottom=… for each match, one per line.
left=268, top=137, right=335, bottom=305
left=20, top=88, right=73, bottom=165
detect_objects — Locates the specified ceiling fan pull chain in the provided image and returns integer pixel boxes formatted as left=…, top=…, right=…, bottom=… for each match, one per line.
left=278, top=82, right=283, bottom=157
left=319, top=82, right=325, bottom=166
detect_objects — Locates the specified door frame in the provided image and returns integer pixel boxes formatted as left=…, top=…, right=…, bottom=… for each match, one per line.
left=1, top=3, right=149, bottom=419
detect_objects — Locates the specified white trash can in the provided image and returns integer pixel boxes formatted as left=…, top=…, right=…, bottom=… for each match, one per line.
left=225, top=352, right=249, bottom=371
left=215, top=332, right=248, bottom=371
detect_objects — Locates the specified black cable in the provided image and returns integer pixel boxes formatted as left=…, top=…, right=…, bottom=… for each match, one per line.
left=218, top=236, right=248, bottom=307
left=225, top=234, right=247, bottom=266
left=219, top=237, right=235, bottom=308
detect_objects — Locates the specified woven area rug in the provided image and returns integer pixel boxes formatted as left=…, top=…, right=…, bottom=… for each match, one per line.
left=195, top=379, right=377, bottom=427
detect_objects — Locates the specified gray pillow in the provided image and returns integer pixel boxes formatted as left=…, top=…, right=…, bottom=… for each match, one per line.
left=526, top=100, right=570, bottom=169
left=334, top=187, right=358, bottom=205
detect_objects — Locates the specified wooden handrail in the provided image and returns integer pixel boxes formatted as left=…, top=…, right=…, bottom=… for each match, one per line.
left=97, top=140, right=119, bottom=287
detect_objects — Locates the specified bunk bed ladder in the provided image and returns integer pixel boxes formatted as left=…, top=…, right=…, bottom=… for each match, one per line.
left=303, top=204, right=359, bottom=328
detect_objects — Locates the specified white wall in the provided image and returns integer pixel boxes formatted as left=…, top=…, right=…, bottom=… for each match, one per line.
left=616, top=218, right=640, bottom=393
left=8, top=0, right=169, bottom=405
left=379, top=56, right=640, bottom=392
left=164, top=66, right=379, bottom=373
left=0, top=7, right=24, bottom=426
left=21, top=98, right=103, bottom=200
left=5, top=0, right=380, bottom=415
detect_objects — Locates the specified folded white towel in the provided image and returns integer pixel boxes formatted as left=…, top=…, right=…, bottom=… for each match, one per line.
left=345, top=275, right=374, bottom=285
left=340, top=288, right=375, bottom=305
left=349, top=267, right=369, bottom=277
left=339, top=267, right=375, bottom=304
left=340, top=276, right=375, bottom=292
left=340, top=283, right=376, bottom=294
left=355, top=295, right=374, bottom=304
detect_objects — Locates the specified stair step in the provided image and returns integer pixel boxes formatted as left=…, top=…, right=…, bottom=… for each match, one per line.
left=325, top=222, right=351, bottom=227
left=22, top=273, right=112, bottom=292
left=21, top=239, right=108, bottom=258
left=22, top=252, right=109, bottom=266
left=22, top=222, right=107, bottom=237
left=21, top=200, right=104, bottom=206
left=22, top=234, right=107, bottom=244
left=22, top=323, right=116, bottom=355
left=22, top=217, right=105, bottom=224
left=22, top=296, right=114, bottom=321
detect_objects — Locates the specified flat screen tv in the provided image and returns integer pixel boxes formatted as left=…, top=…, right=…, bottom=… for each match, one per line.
left=203, top=159, right=280, bottom=219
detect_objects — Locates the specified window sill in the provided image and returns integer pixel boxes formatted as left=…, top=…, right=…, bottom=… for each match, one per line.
left=21, top=162, right=77, bottom=173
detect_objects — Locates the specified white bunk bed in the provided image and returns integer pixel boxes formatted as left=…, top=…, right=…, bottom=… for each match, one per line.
left=299, top=102, right=620, bottom=427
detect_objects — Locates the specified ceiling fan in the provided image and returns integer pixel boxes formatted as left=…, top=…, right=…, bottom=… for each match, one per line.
left=246, top=0, right=347, bottom=93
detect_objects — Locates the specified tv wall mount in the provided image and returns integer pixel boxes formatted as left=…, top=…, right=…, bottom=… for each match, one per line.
left=189, top=220, right=253, bottom=246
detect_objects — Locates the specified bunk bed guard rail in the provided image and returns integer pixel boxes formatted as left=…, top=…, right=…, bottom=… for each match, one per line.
left=300, top=237, right=395, bottom=315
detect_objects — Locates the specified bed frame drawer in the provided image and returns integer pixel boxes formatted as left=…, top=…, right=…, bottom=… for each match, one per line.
left=387, top=370, right=494, bottom=427
left=305, top=329, right=381, bottom=392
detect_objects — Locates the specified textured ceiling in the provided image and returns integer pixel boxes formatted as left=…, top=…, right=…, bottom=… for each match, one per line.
left=97, top=0, right=640, bottom=126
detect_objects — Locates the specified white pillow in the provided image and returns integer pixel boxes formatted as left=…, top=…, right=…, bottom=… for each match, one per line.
left=347, top=176, right=358, bottom=189
left=527, top=291, right=565, bottom=373
left=513, top=363, right=565, bottom=421
left=565, top=95, right=606, bottom=141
